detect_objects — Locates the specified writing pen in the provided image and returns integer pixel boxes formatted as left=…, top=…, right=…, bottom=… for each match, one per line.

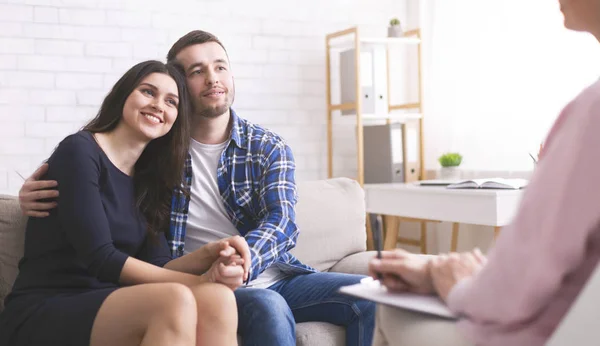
left=369, top=214, right=383, bottom=280
left=370, top=214, right=413, bottom=288
left=529, top=153, right=538, bottom=164
left=15, top=170, right=26, bottom=181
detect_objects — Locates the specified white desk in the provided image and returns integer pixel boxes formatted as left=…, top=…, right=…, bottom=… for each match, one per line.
left=364, top=183, right=524, bottom=252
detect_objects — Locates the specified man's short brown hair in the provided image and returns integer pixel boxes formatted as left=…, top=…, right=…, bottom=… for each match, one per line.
left=167, top=30, right=227, bottom=62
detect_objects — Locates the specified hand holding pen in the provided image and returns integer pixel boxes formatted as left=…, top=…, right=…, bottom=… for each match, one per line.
left=529, top=143, right=544, bottom=165
left=369, top=248, right=435, bottom=294
left=529, top=153, right=538, bottom=164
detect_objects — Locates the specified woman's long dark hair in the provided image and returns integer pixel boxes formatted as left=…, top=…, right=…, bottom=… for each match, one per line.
left=83, top=60, right=191, bottom=236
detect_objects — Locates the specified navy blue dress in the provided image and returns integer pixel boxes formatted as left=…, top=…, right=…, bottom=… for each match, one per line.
left=0, top=131, right=173, bottom=346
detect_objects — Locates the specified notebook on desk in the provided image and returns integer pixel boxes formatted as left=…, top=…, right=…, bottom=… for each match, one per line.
left=418, top=179, right=459, bottom=187
left=419, top=178, right=527, bottom=190
left=339, top=279, right=457, bottom=319
left=447, top=178, right=527, bottom=190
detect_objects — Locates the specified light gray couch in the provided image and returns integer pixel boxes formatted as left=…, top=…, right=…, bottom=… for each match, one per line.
left=0, top=178, right=376, bottom=346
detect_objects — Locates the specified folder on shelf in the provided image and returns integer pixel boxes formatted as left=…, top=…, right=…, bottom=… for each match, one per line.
left=403, top=120, right=421, bottom=182
left=364, top=123, right=405, bottom=184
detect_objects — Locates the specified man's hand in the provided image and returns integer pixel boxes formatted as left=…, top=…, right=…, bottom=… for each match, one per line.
left=430, top=249, right=486, bottom=302
left=18, top=163, right=59, bottom=218
left=369, top=249, right=435, bottom=294
left=209, top=236, right=251, bottom=282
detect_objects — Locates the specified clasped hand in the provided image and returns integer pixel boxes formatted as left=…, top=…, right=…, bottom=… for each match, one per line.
left=206, top=236, right=251, bottom=290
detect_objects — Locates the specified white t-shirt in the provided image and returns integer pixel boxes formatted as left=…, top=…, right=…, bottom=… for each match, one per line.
left=184, top=138, right=286, bottom=289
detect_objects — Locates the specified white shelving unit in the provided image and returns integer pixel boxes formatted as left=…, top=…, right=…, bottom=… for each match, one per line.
left=325, top=26, right=425, bottom=185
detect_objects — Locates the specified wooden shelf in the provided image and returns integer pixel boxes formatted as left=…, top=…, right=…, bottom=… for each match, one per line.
left=389, top=102, right=421, bottom=111
left=328, top=104, right=423, bottom=123
left=328, top=103, right=356, bottom=111
left=328, top=36, right=421, bottom=51
left=361, top=113, right=422, bottom=122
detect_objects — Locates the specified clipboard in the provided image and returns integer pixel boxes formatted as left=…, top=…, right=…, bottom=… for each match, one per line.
left=339, top=279, right=457, bottom=319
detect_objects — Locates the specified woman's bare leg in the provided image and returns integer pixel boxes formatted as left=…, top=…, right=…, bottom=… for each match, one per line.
left=190, top=283, right=238, bottom=346
left=90, top=283, right=197, bottom=346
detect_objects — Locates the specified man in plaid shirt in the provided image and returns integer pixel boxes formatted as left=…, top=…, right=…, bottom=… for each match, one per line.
left=19, top=30, right=375, bottom=346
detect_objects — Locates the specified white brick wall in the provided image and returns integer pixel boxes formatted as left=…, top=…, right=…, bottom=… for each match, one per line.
left=0, top=0, right=407, bottom=195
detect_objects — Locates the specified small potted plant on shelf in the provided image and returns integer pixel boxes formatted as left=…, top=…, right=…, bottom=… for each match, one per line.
left=388, top=18, right=403, bottom=37
left=438, top=152, right=463, bottom=180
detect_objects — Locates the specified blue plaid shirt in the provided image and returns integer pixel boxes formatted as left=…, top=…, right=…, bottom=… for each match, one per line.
left=167, top=109, right=316, bottom=281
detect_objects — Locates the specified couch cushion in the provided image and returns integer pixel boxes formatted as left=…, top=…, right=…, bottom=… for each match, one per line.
left=291, top=178, right=367, bottom=272
left=0, top=195, right=26, bottom=312
left=297, top=322, right=345, bottom=346
left=236, top=322, right=345, bottom=346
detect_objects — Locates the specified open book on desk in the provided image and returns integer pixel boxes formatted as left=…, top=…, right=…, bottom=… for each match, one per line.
left=339, top=279, right=457, bottom=319
left=447, top=178, right=528, bottom=190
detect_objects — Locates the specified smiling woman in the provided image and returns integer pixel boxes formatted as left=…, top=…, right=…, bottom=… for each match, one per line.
left=0, top=60, right=242, bottom=346
left=120, top=75, right=179, bottom=141
left=83, top=61, right=192, bottom=236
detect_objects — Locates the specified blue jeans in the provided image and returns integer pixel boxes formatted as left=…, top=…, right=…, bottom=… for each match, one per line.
left=234, top=272, right=375, bottom=346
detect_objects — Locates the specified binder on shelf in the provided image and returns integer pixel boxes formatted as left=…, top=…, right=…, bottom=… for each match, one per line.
left=339, top=45, right=388, bottom=116
left=363, top=123, right=405, bottom=184
left=402, top=120, right=421, bottom=183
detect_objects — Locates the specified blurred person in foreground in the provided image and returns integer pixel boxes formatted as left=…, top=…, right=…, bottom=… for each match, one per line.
left=369, top=1, right=600, bottom=345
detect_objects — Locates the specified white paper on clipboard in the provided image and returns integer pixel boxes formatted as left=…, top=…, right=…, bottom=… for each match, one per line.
left=339, top=280, right=457, bottom=319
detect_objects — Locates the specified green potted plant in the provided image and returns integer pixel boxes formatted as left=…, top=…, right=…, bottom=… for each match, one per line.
left=438, top=152, right=463, bottom=180
left=388, top=18, right=403, bottom=38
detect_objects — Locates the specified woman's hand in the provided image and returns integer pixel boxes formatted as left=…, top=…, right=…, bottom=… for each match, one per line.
left=369, top=249, right=435, bottom=294
left=431, top=249, right=487, bottom=302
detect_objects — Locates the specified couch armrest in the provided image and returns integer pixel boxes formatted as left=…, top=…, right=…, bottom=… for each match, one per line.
left=328, top=251, right=378, bottom=276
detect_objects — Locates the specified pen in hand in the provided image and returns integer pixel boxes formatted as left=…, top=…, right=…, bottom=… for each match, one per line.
left=529, top=153, right=538, bottom=164
left=15, top=170, right=26, bottom=181
left=370, top=214, right=384, bottom=281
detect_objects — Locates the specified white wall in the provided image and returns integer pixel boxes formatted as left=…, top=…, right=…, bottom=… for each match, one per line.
left=0, top=0, right=408, bottom=195
left=419, top=0, right=600, bottom=172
